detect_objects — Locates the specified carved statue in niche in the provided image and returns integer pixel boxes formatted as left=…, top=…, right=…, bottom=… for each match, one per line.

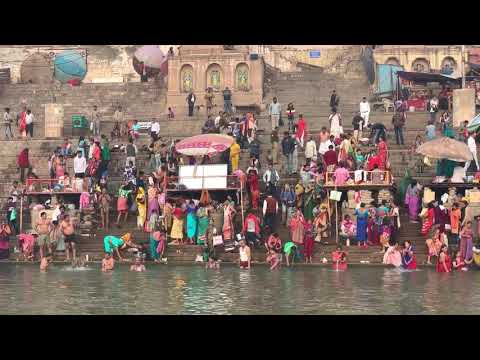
left=182, top=68, right=193, bottom=93
left=236, top=65, right=249, bottom=91
left=210, top=70, right=220, bottom=90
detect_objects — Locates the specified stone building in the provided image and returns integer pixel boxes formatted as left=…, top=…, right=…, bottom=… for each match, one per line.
left=166, top=45, right=264, bottom=114
left=373, top=45, right=462, bottom=74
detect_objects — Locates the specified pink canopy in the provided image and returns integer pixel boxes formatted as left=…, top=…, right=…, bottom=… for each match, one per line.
left=175, top=134, right=234, bottom=156
left=134, top=45, right=166, bottom=68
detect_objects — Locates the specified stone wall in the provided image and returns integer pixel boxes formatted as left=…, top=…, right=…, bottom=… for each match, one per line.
left=0, top=45, right=174, bottom=84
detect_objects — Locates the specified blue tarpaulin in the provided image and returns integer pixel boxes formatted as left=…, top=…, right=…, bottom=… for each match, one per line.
left=54, top=50, right=87, bottom=83
left=376, top=64, right=404, bottom=94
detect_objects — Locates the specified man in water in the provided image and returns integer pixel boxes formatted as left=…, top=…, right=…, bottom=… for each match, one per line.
left=130, top=256, right=146, bottom=272
left=238, top=239, right=251, bottom=269
left=35, top=211, right=51, bottom=260
left=60, top=214, right=77, bottom=261
left=102, top=252, right=115, bottom=272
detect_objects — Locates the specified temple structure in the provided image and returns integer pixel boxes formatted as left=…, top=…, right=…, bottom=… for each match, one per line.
left=166, top=45, right=264, bottom=114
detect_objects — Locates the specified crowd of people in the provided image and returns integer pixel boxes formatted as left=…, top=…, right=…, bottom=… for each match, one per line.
left=2, top=87, right=479, bottom=275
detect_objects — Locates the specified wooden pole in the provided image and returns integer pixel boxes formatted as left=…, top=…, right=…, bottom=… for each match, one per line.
left=20, top=194, right=23, bottom=234
left=240, top=180, right=245, bottom=226
left=335, top=199, right=339, bottom=245
left=335, top=186, right=339, bottom=244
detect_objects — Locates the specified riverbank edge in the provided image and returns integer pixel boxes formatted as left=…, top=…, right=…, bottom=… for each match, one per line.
left=0, top=260, right=436, bottom=268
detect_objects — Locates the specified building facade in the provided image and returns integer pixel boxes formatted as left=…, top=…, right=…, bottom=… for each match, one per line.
left=166, top=45, right=264, bottom=113
left=373, top=45, right=462, bottom=75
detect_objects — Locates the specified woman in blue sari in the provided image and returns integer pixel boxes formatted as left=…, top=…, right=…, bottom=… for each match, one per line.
left=186, top=200, right=198, bottom=245
left=355, top=203, right=369, bottom=247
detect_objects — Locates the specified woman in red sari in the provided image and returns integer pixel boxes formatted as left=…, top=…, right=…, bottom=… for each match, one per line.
left=246, top=169, right=260, bottom=210
left=295, top=114, right=307, bottom=148
left=377, top=136, right=388, bottom=170
left=19, top=107, right=27, bottom=137
left=436, top=244, right=452, bottom=273
left=222, top=201, right=236, bottom=243
left=367, top=207, right=379, bottom=246
left=289, top=209, right=305, bottom=246
left=421, top=202, right=435, bottom=236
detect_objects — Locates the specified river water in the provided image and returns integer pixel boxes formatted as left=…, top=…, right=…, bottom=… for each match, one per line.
left=0, top=263, right=478, bottom=315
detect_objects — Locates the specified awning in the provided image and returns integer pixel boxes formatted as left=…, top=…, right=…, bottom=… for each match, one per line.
left=397, top=71, right=461, bottom=84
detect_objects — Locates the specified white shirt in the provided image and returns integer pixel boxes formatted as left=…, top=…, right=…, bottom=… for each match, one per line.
left=151, top=122, right=160, bottom=134
left=74, top=156, right=87, bottom=174
left=214, top=116, right=221, bottom=127
left=305, top=140, right=317, bottom=158
left=319, top=140, right=334, bottom=155
left=468, top=136, right=477, bottom=153
left=52, top=207, right=61, bottom=222
left=26, top=113, right=34, bottom=125
left=359, top=101, right=370, bottom=113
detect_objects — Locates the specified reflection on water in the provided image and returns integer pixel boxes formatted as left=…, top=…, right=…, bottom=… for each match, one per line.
left=0, top=264, right=479, bottom=314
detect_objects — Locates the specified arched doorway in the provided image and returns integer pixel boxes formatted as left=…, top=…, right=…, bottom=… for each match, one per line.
left=412, top=58, right=430, bottom=73
left=20, top=53, right=53, bottom=84
left=206, top=63, right=223, bottom=90
left=385, top=57, right=400, bottom=66
left=441, top=57, right=457, bottom=75
left=179, top=64, right=194, bottom=93
left=235, top=63, right=249, bottom=91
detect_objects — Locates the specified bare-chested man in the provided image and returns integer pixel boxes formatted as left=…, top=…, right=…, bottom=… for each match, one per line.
left=35, top=212, right=51, bottom=259
left=60, top=214, right=77, bottom=261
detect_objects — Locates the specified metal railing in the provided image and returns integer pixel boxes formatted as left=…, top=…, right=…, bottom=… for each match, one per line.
left=25, top=178, right=82, bottom=194
left=325, top=170, right=392, bottom=186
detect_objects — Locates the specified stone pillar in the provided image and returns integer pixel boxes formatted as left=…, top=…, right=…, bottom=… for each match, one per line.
left=453, top=88, right=475, bottom=127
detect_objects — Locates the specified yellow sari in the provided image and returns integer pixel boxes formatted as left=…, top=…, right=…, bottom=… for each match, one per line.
left=230, top=142, right=240, bottom=172
left=136, top=187, right=147, bottom=228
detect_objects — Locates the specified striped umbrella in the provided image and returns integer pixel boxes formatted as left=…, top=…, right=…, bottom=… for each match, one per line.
left=467, top=113, right=480, bottom=132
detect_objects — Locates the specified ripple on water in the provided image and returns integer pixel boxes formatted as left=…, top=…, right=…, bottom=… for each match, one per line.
left=1, top=264, right=480, bottom=314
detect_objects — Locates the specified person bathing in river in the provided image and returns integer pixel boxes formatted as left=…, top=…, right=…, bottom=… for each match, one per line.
left=40, top=253, right=53, bottom=272
left=238, top=239, right=251, bottom=269
left=453, top=251, right=468, bottom=271
left=436, top=244, right=452, bottom=273
left=102, top=252, right=115, bottom=272
left=130, top=256, right=146, bottom=272
left=266, top=248, right=280, bottom=270
left=383, top=242, right=402, bottom=267
left=402, top=240, right=417, bottom=269
left=331, top=246, right=347, bottom=269
left=103, top=233, right=140, bottom=261
left=283, top=240, right=297, bottom=267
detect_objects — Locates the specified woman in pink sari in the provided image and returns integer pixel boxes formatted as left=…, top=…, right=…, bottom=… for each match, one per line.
left=377, top=136, right=388, bottom=170
left=289, top=209, right=305, bottom=246
left=405, top=181, right=420, bottom=222
left=222, top=201, right=236, bottom=242
left=383, top=243, right=402, bottom=267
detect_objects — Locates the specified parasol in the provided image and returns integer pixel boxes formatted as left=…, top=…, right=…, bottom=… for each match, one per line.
left=134, top=45, right=166, bottom=68
left=133, top=45, right=168, bottom=78
left=467, top=113, right=480, bottom=132
left=416, top=136, right=473, bottom=162
left=175, top=134, right=234, bottom=156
